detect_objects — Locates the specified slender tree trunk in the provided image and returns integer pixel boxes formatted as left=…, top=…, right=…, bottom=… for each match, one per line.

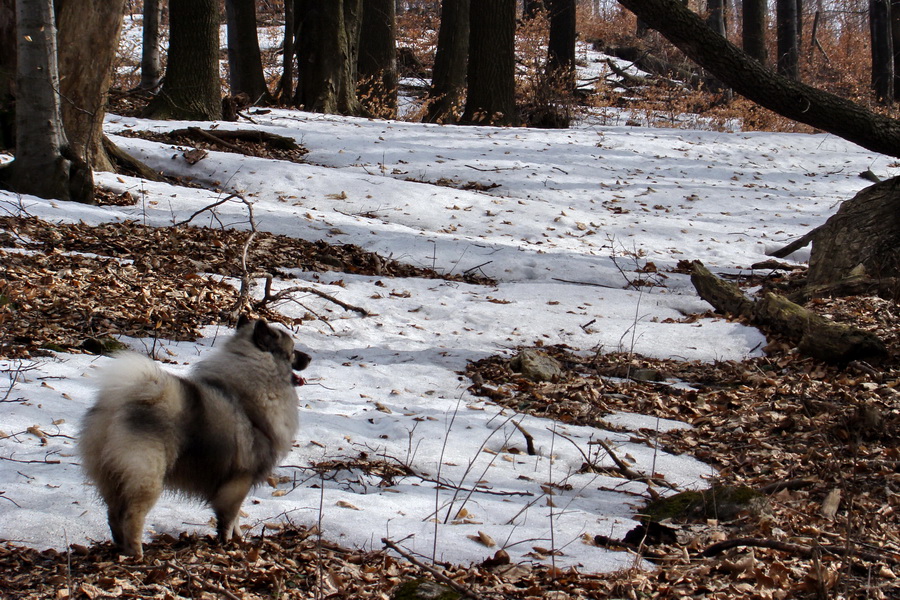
left=742, top=0, right=768, bottom=63
left=892, top=0, right=900, bottom=93
left=294, top=0, right=364, bottom=115
left=462, top=0, right=517, bottom=125
left=547, top=0, right=577, bottom=91
left=707, top=0, right=726, bottom=36
left=226, top=0, right=272, bottom=104
left=424, top=0, right=469, bottom=123
left=0, top=0, right=14, bottom=150
left=0, top=0, right=89, bottom=202
left=140, top=0, right=163, bottom=92
left=278, top=0, right=295, bottom=103
left=145, top=0, right=222, bottom=120
left=871, top=0, right=894, bottom=103
left=617, top=0, right=900, bottom=158
left=57, top=0, right=126, bottom=173
left=358, top=0, right=398, bottom=118
left=777, top=0, right=800, bottom=79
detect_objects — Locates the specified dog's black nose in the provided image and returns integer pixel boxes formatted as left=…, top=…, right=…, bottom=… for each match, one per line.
left=293, top=351, right=311, bottom=371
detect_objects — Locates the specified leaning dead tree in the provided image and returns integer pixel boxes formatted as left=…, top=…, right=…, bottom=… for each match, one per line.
left=620, top=0, right=900, bottom=298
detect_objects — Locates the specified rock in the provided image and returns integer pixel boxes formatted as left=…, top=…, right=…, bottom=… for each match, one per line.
left=509, top=348, right=563, bottom=382
left=392, top=579, right=460, bottom=600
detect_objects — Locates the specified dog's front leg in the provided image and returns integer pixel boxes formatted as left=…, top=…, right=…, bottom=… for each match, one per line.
left=211, top=475, right=252, bottom=543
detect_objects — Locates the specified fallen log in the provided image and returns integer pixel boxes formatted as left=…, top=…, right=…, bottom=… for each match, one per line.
left=690, top=261, right=886, bottom=364
left=170, top=128, right=303, bottom=153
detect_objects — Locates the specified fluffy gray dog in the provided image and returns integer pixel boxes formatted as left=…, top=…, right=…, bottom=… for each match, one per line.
left=79, top=317, right=311, bottom=558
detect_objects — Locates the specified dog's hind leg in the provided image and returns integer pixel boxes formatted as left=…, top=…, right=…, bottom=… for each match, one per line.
left=117, top=478, right=163, bottom=559
left=211, top=475, right=253, bottom=543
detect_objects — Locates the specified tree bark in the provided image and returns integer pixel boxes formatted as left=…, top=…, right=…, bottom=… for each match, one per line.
left=462, top=0, right=517, bottom=126
left=707, top=0, right=726, bottom=36
left=277, top=0, right=295, bottom=103
left=616, top=0, right=900, bottom=159
left=776, top=0, right=800, bottom=79
left=547, top=0, right=577, bottom=91
left=870, top=0, right=894, bottom=103
left=139, top=0, right=163, bottom=92
left=0, top=0, right=14, bottom=150
left=294, top=0, right=365, bottom=115
left=424, top=0, right=469, bottom=123
left=805, top=177, right=900, bottom=289
left=0, top=0, right=91, bottom=203
left=226, top=0, right=272, bottom=104
left=57, top=0, right=126, bottom=173
left=742, top=0, right=768, bottom=64
left=145, top=0, right=222, bottom=120
left=358, top=0, right=398, bottom=118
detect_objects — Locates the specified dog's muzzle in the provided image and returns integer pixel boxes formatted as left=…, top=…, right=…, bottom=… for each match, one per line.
left=292, top=350, right=312, bottom=386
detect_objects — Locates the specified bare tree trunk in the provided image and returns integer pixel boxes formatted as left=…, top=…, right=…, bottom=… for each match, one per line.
left=0, top=0, right=92, bottom=203
left=462, top=0, right=517, bottom=125
left=145, top=0, right=222, bottom=120
left=742, top=0, right=768, bottom=63
left=707, top=0, right=726, bottom=36
left=57, top=0, right=126, bottom=173
left=294, top=0, right=365, bottom=115
left=892, top=0, right=900, bottom=93
left=424, top=0, right=469, bottom=123
left=617, top=0, right=900, bottom=158
left=277, top=0, right=295, bottom=103
left=226, top=0, right=272, bottom=104
left=777, top=0, right=800, bottom=78
left=358, top=0, right=398, bottom=118
left=140, top=0, right=163, bottom=92
left=547, top=0, right=577, bottom=90
left=871, top=0, right=894, bottom=103
left=0, top=0, right=14, bottom=150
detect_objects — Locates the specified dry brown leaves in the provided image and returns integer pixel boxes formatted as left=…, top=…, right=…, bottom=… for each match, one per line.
left=0, top=527, right=639, bottom=600
left=0, top=215, right=490, bottom=358
left=466, top=294, right=900, bottom=599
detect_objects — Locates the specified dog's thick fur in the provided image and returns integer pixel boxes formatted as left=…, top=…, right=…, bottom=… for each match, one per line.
left=79, top=317, right=310, bottom=558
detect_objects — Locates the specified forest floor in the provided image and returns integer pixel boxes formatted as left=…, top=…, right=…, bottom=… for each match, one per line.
left=1, top=195, right=898, bottom=598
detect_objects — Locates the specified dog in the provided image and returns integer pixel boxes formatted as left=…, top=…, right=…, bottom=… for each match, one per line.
left=79, top=316, right=311, bottom=558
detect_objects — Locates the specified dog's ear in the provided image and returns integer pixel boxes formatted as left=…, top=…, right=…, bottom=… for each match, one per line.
left=237, top=314, right=253, bottom=329
left=251, top=319, right=279, bottom=353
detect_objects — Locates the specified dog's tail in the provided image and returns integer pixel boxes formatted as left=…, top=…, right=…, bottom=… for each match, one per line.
left=92, top=352, right=181, bottom=409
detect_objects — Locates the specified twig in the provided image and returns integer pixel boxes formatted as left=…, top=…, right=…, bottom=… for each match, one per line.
left=166, top=560, right=242, bottom=600
left=512, top=420, right=536, bottom=455
left=253, top=275, right=371, bottom=316
left=593, top=438, right=678, bottom=494
left=700, top=537, right=900, bottom=565
left=382, top=538, right=487, bottom=600
left=173, top=193, right=240, bottom=227
left=551, top=277, right=619, bottom=289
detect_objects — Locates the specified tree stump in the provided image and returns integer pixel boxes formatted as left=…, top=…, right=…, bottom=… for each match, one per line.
left=806, top=176, right=900, bottom=292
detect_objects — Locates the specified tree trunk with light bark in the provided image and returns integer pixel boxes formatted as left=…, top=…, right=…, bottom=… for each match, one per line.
left=57, top=0, right=126, bottom=173
left=0, top=0, right=92, bottom=203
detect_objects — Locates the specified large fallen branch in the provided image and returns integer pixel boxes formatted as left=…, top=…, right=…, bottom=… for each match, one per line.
left=690, top=261, right=886, bottom=364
